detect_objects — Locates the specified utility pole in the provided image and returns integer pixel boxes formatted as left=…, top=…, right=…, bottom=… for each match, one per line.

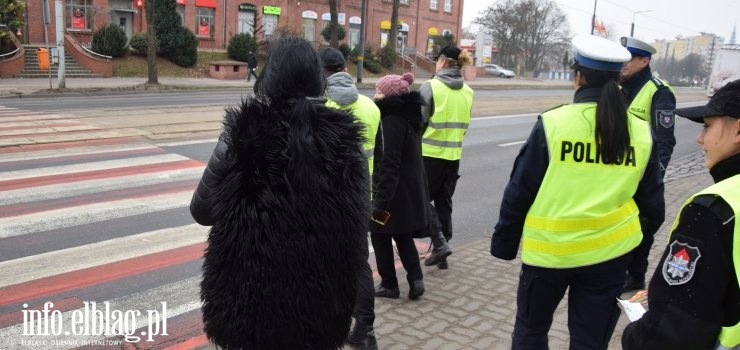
left=55, top=0, right=65, bottom=88
left=356, top=0, right=367, bottom=83
left=630, top=10, right=651, bottom=37
left=591, top=0, right=598, bottom=35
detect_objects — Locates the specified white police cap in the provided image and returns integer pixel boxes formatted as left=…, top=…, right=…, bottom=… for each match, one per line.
left=572, top=34, right=631, bottom=72
left=620, top=36, right=657, bottom=57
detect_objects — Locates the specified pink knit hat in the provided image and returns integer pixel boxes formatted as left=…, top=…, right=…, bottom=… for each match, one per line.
left=375, top=73, right=414, bottom=97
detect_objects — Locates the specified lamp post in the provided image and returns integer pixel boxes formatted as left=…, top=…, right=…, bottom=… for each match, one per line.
left=590, top=0, right=598, bottom=35
left=630, top=10, right=652, bottom=37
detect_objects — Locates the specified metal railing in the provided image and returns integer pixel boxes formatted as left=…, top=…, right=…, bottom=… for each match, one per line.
left=65, top=31, right=112, bottom=61
left=0, top=47, right=20, bottom=61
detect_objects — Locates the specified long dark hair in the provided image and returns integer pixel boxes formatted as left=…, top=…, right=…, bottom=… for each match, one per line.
left=575, top=65, right=630, bottom=164
left=254, top=36, right=325, bottom=100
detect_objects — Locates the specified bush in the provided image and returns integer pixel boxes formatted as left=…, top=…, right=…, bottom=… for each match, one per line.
left=339, top=43, right=350, bottom=58
left=91, top=24, right=129, bottom=58
left=227, top=33, right=257, bottom=62
left=154, top=0, right=183, bottom=54
left=349, top=45, right=381, bottom=73
left=168, top=27, right=198, bottom=67
left=321, top=23, right=346, bottom=43
left=129, top=32, right=150, bottom=55
left=378, top=45, right=396, bottom=69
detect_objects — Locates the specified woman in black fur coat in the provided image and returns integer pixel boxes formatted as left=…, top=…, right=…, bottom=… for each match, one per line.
left=190, top=36, right=370, bottom=350
left=370, top=72, right=431, bottom=301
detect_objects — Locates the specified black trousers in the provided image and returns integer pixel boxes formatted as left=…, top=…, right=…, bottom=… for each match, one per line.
left=423, top=157, right=460, bottom=241
left=354, top=235, right=375, bottom=331
left=512, top=254, right=629, bottom=350
left=370, top=232, right=422, bottom=287
left=247, top=67, right=258, bottom=81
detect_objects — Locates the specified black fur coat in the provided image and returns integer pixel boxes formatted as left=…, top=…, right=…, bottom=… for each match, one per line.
left=191, top=95, right=370, bottom=349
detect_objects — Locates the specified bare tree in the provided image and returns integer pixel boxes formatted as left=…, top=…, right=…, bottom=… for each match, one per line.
left=145, top=0, right=158, bottom=84
left=475, top=0, right=570, bottom=74
left=328, top=0, right=339, bottom=47
left=388, top=0, right=399, bottom=51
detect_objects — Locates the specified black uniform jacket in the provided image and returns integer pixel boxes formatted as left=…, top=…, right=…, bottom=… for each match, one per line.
left=622, top=66, right=677, bottom=173
left=370, top=91, right=431, bottom=235
left=622, top=153, right=740, bottom=350
left=490, top=87, right=666, bottom=260
left=190, top=95, right=370, bottom=350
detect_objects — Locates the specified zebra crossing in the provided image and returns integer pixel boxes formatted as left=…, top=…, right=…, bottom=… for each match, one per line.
left=0, top=106, right=430, bottom=349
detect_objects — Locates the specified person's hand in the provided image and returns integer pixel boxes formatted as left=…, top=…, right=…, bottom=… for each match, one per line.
left=629, top=289, right=648, bottom=306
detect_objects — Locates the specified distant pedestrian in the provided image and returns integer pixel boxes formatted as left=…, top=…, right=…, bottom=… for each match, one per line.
left=370, top=72, right=429, bottom=301
left=190, top=36, right=370, bottom=349
left=418, top=45, right=474, bottom=269
left=246, top=50, right=258, bottom=82
left=490, top=35, right=665, bottom=349
left=619, top=36, right=677, bottom=293
left=622, top=79, right=740, bottom=350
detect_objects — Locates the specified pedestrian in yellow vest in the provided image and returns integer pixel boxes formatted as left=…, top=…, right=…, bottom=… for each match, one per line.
left=419, top=45, right=474, bottom=269
left=619, top=36, right=678, bottom=293
left=320, top=47, right=380, bottom=350
left=490, top=35, right=665, bottom=349
left=622, top=79, right=740, bottom=350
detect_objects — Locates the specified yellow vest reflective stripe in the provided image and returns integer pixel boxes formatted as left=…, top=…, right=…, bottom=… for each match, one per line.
left=421, top=79, right=473, bottom=161
left=522, top=103, right=653, bottom=268
left=326, top=95, right=381, bottom=176
left=670, top=175, right=740, bottom=349
left=628, top=77, right=674, bottom=121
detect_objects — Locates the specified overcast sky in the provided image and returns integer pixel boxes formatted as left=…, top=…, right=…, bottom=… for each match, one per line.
left=462, top=0, right=739, bottom=43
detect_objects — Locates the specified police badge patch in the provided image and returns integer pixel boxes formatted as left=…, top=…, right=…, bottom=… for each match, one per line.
left=657, top=110, right=675, bottom=128
left=662, top=241, right=701, bottom=285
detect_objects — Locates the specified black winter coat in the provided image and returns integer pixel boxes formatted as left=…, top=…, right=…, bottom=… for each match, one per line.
left=190, top=95, right=370, bottom=350
left=370, top=91, right=431, bottom=235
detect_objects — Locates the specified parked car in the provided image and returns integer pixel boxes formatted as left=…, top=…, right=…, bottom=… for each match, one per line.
left=484, top=64, right=515, bottom=78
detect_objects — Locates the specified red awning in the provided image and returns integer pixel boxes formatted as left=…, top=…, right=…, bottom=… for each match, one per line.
left=176, top=0, right=186, bottom=4
left=195, top=0, right=216, bottom=7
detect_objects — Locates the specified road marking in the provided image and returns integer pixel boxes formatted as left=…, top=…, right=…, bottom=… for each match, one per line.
left=156, top=138, right=218, bottom=147
left=499, top=140, right=526, bottom=147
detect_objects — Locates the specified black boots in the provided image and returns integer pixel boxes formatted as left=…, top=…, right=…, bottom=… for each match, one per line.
left=408, top=280, right=425, bottom=300
left=374, top=283, right=400, bottom=299
left=348, top=325, right=378, bottom=350
left=424, top=230, right=452, bottom=267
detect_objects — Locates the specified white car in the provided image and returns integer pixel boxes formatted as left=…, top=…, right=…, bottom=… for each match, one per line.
left=484, top=64, right=515, bottom=78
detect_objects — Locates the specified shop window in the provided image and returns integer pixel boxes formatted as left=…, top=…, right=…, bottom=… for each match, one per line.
left=303, top=18, right=316, bottom=42
left=66, top=0, right=92, bottom=30
left=196, top=7, right=215, bottom=37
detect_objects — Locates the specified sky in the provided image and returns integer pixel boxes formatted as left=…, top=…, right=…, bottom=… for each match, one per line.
left=462, top=0, right=739, bottom=44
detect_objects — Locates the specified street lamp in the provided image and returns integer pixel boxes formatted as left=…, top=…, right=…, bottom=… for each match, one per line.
left=630, top=10, right=652, bottom=37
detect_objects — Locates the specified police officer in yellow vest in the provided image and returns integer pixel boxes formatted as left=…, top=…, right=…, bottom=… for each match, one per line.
left=622, top=79, right=740, bottom=350
left=620, top=36, right=678, bottom=293
left=490, top=35, right=665, bottom=349
left=320, top=47, right=381, bottom=350
left=419, top=45, right=474, bottom=269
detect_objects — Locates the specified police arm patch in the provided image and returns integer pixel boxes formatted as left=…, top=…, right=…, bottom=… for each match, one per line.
left=662, top=241, right=701, bottom=285
left=657, top=110, right=675, bottom=128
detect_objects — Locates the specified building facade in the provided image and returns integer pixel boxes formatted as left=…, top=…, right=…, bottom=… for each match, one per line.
left=22, top=0, right=464, bottom=56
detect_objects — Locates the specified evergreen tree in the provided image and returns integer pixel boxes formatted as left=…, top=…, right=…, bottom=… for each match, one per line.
left=154, top=0, right=183, bottom=55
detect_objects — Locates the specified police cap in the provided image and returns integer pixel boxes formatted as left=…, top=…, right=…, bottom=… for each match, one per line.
left=674, top=79, right=740, bottom=123
left=572, top=35, right=631, bottom=72
left=620, top=37, right=657, bottom=58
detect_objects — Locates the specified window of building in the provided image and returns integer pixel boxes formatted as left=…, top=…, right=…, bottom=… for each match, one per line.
left=66, top=0, right=92, bottom=30
left=444, top=0, right=452, bottom=12
left=303, top=18, right=316, bottom=42
left=196, top=7, right=215, bottom=37
left=400, top=0, right=409, bottom=4
left=430, top=0, right=438, bottom=10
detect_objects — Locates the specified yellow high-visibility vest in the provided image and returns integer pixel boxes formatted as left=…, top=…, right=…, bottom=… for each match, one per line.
left=522, top=103, right=653, bottom=268
left=627, top=77, right=674, bottom=122
left=421, top=79, right=473, bottom=161
left=327, top=94, right=381, bottom=176
left=670, top=175, right=740, bottom=349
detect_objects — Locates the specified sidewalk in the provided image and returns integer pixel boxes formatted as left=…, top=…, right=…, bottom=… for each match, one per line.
left=0, top=75, right=571, bottom=97
left=366, top=152, right=711, bottom=350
